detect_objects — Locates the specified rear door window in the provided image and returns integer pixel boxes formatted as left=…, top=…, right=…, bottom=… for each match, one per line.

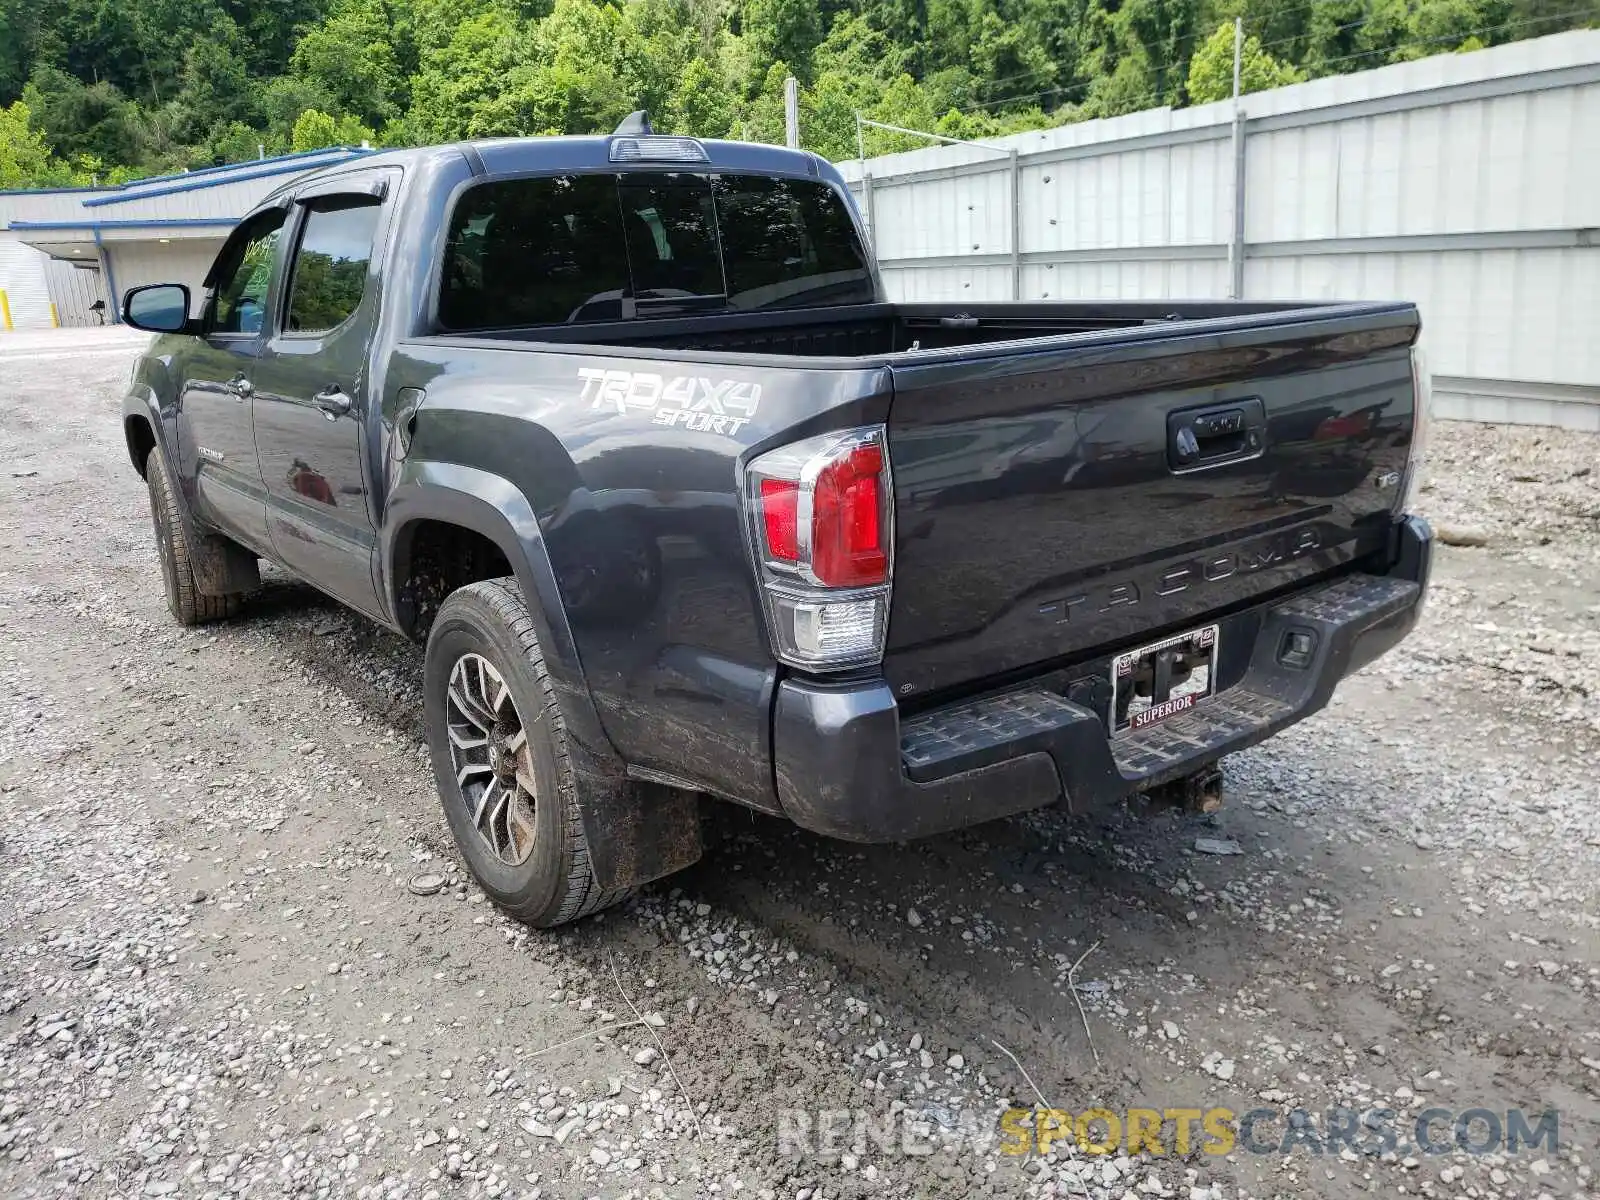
left=437, top=172, right=872, bottom=331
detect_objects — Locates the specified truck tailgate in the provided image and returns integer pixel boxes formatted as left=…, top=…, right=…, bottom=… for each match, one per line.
left=882, top=303, right=1420, bottom=701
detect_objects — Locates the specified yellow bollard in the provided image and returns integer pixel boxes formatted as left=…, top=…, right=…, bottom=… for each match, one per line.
left=50, top=302, right=59, bottom=328
left=0, top=290, right=12, bottom=332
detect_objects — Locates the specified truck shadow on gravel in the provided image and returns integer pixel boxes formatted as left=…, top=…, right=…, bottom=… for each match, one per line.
left=229, top=570, right=1599, bottom=1182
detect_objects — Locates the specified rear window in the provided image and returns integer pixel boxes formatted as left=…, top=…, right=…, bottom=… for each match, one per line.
left=437, top=173, right=873, bottom=330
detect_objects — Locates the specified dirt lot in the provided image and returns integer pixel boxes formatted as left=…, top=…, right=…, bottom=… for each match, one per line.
left=2, top=332, right=1598, bottom=1200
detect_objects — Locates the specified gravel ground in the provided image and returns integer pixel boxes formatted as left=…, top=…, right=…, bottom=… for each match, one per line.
left=1, top=335, right=1597, bottom=1200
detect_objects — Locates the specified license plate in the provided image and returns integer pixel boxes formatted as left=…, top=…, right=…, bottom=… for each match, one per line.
left=1111, top=624, right=1219, bottom=734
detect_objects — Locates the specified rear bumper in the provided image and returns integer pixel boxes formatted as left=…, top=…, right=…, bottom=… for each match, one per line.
left=772, top=515, right=1432, bottom=842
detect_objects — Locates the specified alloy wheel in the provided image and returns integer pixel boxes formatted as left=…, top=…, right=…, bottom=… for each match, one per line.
left=445, top=652, right=539, bottom=866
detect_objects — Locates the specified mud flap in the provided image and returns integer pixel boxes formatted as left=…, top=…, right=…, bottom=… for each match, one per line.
left=189, top=530, right=261, bottom=596
left=572, top=753, right=704, bottom=890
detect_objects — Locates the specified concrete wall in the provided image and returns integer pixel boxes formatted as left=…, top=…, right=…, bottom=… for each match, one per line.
left=839, top=30, right=1600, bottom=430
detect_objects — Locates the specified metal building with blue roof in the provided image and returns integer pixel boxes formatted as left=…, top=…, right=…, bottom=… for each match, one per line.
left=0, top=146, right=372, bottom=329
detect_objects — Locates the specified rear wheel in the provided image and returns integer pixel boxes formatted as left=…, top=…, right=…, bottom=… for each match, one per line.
left=423, top=579, right=631, bottom=927
left=145, top=448, right=243, bottom=625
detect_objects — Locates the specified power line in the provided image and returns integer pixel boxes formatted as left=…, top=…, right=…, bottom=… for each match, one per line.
left=917, top=6, right=1597, bottom=129
left=855, top=6, right=1597, bottom=157
left=1303, top=6, right=1596, bottom=70
left=901, top=1, right=1594, bottom=117
left=922, top=0, right=1459, bottom=95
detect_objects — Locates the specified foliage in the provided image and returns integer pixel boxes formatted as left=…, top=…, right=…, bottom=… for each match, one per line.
left=287, top=245, right=369, bottom=330
left=1186, top=22, right=1303, bottom=103
left=0, top=0, right=1593, bottom=187
left=291, top=109, right=378, bottom=151
left=0, top=102, right=68, bottom=188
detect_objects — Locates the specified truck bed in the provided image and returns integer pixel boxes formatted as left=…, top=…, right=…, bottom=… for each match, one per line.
left=425, top=299, right=1333, bottom=361
left=411, top=296, right=1420, bottom=712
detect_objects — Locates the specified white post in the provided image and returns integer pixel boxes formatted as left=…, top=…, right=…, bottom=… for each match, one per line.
left=1227, top=16, right=1247, bottom=300
left=784, top=76, right=800, bottom=149
left=1232, top=16, right=1243, bottom=102
left=855, top=112, right=874, bottom=248
left=1009, top=148, right=1021, bottom=300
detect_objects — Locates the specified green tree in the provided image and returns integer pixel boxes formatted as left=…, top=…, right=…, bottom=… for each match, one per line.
left=227, top=0, right=331, bottom=76
left=403, top=7, right=528, bottom=141
left=3, top=0, right=1597, bottom=190
left=291, top=108, right=340, bottom=150
left=291, top=0, right=405, bottom=129
left=172, top=31, right=259, bottom=144
left=970, top=9, right=1055, bottom=105
left=1081, top=50, right=1156, bottom=116
left=1402, top=0, right=1514, bottom=60
left=207, top=119, right=264, bottom=163
left=0, top=100, right=65, bottom=187
left=291, top=107, right=378, bottom=150
left=1116, top=0, right=1199, bottom=104
left=1185, top=21, right=1302, bottom=103
left=740, top=0, right=825, bottom=86
left=1198, top=0, right=1311, bottom=64
left=668, top=57, right=738, bottom=136
left=21, top=68, right=150, bottom=166
left=0, top=5, right=26, bottom=104
left=739, top=60, right=794, bottom=141
left=262, top=75, right=339, bottom=148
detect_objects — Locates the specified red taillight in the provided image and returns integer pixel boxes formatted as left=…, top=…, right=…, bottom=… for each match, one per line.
left=759, top=478, right=799, bottom=562
left=811, top=444, right=887, bottom=586
left=745, top=426, right=892, bottom=671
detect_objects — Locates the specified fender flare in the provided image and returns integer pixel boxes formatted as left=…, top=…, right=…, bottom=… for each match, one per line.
left=383, top=460, right=703, bottom=891
left=383, top=460, right=614, bottom=761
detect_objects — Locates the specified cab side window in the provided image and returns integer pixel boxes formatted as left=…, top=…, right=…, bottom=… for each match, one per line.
left=210, top=210, right=287, bottom=335
left=285, top=197, right=383, bottom=335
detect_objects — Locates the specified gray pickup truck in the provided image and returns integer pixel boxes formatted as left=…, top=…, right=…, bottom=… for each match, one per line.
left=120, top=117, right=1433, bottom=926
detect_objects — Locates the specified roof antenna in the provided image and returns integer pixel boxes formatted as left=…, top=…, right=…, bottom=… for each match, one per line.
left=613, top=111, right=653, bottom=136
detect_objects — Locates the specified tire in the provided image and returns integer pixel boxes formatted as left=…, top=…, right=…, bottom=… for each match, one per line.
left=145, top=448, right=243, bottom=625
left=423, top=578, right=632, bottom=927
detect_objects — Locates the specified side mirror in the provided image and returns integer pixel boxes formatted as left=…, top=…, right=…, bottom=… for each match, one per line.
left=123, top=283, right=192, bottom=334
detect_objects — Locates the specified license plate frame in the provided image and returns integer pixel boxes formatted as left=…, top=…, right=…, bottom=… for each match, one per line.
left=1111, top=623, right=1219, bottom=734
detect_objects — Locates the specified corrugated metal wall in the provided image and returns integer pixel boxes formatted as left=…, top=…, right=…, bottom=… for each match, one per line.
left=840, top=30, right=1600, bottom=430
left=43, top=256, right=107, bottom=325
left=0, top=240, right=55, bottom=328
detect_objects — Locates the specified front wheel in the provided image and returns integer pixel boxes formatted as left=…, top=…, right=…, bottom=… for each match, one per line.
left=423, top=579, right=631, bottom=927
left=145, top=448, right=243, bottom=625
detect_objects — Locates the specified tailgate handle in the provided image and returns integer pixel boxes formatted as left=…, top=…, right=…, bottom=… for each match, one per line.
left=1168, top=398, right=1265, bottom=471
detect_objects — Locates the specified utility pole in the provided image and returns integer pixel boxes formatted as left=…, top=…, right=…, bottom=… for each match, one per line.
left=855, top=112, right=874, bottom=248
left=783, top=76, right=800, bottom=149
left=1233, top=16, right=1243, bottom=102
left=1227, top=17, right=1247, bottom=301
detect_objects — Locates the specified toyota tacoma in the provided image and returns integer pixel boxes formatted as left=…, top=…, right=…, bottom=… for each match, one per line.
left=119, top=116, right=1433, bottom=926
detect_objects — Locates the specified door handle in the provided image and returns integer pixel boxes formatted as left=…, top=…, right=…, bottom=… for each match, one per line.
left=314, top=387, right=353, bottom=419
left=226, top=374, right=254, bottom=398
